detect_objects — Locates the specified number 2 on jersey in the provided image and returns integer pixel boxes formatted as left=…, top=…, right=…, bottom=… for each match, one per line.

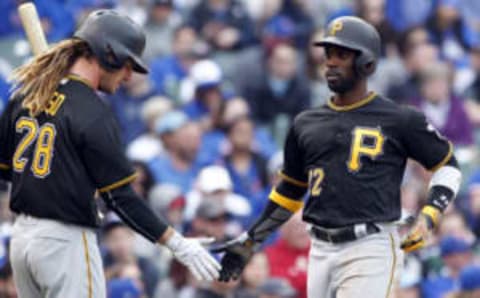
left=309, top=168, right=325, bottom=196
left=13, top=117, right=57, bottom=178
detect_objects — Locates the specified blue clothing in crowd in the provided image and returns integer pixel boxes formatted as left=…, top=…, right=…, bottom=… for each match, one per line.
left=106, top=87, right=155, bottom=144
left=148, top=154, right=210, bottom=194
left=149, top=54, right=188, bottom=98
left=421, top=276, right=457, bottom=298
left=0, top=75, right=10, bottom=116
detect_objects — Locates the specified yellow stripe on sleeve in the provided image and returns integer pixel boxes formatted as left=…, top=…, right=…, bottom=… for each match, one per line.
left=429, top=141, right=453, bottom=172
left=269, top=189, right=303, bottom=212
left=98, top=173, right=138, bottom=193
left=278, top=171, right=308, bottom=188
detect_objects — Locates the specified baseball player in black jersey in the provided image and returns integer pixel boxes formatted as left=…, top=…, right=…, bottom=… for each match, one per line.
left=212, top=16, right=462, bottom=298
left=0, top=10, right=220, bottom=298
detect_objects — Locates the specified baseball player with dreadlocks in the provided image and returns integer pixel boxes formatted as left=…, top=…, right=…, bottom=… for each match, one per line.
left=212, top=16, right=462, bottom=298
left=0, top=10, right=220, bottom=298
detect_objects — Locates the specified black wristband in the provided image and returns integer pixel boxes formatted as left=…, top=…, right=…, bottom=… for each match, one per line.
left=427, top=185, right=454, bottom=213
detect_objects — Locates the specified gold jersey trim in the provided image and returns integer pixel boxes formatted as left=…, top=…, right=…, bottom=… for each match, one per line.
left=269, top=189, right=303, bottom=212
left=429, top=141, right=453, bottom=172
left=279, top=171, right=308, bottom=188
left=98, top=173, right=138, bottom=193
left=67, top=74, right=94, bottom=89
left=327, top=92, right=377, bottom=111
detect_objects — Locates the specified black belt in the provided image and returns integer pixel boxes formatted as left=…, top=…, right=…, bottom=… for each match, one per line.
left=310, top=223, right=380, bottom=244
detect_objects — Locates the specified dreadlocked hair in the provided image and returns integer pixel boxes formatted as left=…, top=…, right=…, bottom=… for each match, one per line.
left=10, top=38, right=92, bottom=117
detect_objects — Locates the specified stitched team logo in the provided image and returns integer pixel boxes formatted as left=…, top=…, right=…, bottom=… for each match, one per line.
left=330, top=20, right=343, bottom=36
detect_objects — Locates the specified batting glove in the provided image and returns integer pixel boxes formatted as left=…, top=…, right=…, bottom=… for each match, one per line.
left=165, top=231, right=221, bottom=281
left=400, top=205, right=440, bottom=253
left=210, top=232, right=257, bottom=282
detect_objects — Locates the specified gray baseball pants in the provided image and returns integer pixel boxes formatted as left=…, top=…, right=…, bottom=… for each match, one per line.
left=307, top=223, right=404, bottom=298
left=9, top=214, right=106, bottom=298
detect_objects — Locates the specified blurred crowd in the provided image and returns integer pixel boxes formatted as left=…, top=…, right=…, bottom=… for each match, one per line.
left=1, top=0, right=480, bottom=297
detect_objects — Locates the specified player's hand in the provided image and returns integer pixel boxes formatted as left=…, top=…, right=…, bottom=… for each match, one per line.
left=210, top=232, right=256, bottom=282
left=400, top=206, right=440, bottom=253
left=165, top=231, right=221, bottom=281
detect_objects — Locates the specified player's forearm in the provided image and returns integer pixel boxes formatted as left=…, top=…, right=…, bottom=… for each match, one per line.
left=421, top=156, right=462, bottom=226
left=425, top=156, right=462, bottom=213
left=101, top=184, right=169, bottom=242
left=247, top=180, right=307, bottom=244
left=247, top=200, right=294, bottom=244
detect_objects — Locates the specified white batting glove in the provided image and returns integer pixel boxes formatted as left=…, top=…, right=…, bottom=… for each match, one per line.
left=165, top=231, right=221, bottom=281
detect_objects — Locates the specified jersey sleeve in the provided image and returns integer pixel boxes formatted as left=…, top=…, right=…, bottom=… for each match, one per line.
left=0, top=100, right=14, bottom=180
left=281, top=123, right=308, bottom=184
left=402, top=107, right=453, bottom=171
left=79, top=111, right=136, bottom=193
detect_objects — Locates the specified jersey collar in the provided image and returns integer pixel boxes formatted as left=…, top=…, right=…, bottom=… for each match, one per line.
left=327, top=92, right=377, bottom=112
left=66, top=74, right=94, bottom=89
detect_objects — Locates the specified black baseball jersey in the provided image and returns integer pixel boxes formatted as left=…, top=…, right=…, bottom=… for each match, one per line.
left=0, top=75, right=136, bottom=227
left=280, top=92, right=452, bottom=228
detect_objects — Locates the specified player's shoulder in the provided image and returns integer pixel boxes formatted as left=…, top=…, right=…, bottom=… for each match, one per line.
left=370, top=94, right=423, bottom=120
left=59, top=77, right=109, bottom=114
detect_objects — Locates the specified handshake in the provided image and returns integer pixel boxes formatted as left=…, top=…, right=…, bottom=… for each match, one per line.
left=165, top=231, right=256, bottom=282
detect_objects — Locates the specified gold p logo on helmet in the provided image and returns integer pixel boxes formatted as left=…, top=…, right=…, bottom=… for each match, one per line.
left=330, top=20, right=343, bottom=36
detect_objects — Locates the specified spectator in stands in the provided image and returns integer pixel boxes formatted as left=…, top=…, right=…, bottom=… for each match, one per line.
left=387, top=35, right=439, bottom=104
left=101, top=221, right=160, bottom=298
left=107, top=276, right=142, bottom=298
left=357, top=0, right=397, bottom=57
left=305, top=28, right=330, bottom=107
left=221, top=116, right=269, bottom=207
left=182, top=59, right=226, bottom=128
left=425, top=0, right=477, bottom=67
left=265, top=211, right=309, bottom=298
left=143, top=0, right=183, bottom=62
left=184, top=165, right=252, bottom=230
left=106, top=73, right=156, bottom=144
left=260, top=0, right=314, bottom=50
left=446, top=265, right=480, bottom=298
left=126, top=96, right=174, bottom=162
left=34, top=0, right=75, bottom=42
left=149, top=25, right=202, bottom=100
left=0, top=74, right=9, bottom=116
left=464, top=171, right=480, bottom=237
left=395, top=255, right=422, bottom=298
left=201, top=96, right=278, bottom=163
left=422, top=236, right=475, bottom=298
left=148, top=111, right=207, bottom=193
left=188, top=0, right=256, bottom=51
left=234, top=252, right=270, bottom=298
left=258, top=277, right=297, bottom=298
left=154, top=258, right=196, bottom=298
left=385, top=0, right=434, bottom=32
left=463, top=43, right=480, bottom=126
left=409, top=61, right=474, bottom=146
left=242, top=43, right=310, bottom=128
left=130, top=160, right=155, bottom=200
left=0, top=261, right=16, bottom=298
left=190, top=199, right=230, bottom=243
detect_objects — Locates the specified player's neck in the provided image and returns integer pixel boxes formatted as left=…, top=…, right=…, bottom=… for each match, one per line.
left=333, top=83, right=369, bottom=106
left=69, top=58, right=100, bottom=90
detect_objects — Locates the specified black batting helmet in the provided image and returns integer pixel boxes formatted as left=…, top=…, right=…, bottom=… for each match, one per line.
left=315, top=16, right=381, bottom=77
left=74, top=10, right=148, bottom=74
